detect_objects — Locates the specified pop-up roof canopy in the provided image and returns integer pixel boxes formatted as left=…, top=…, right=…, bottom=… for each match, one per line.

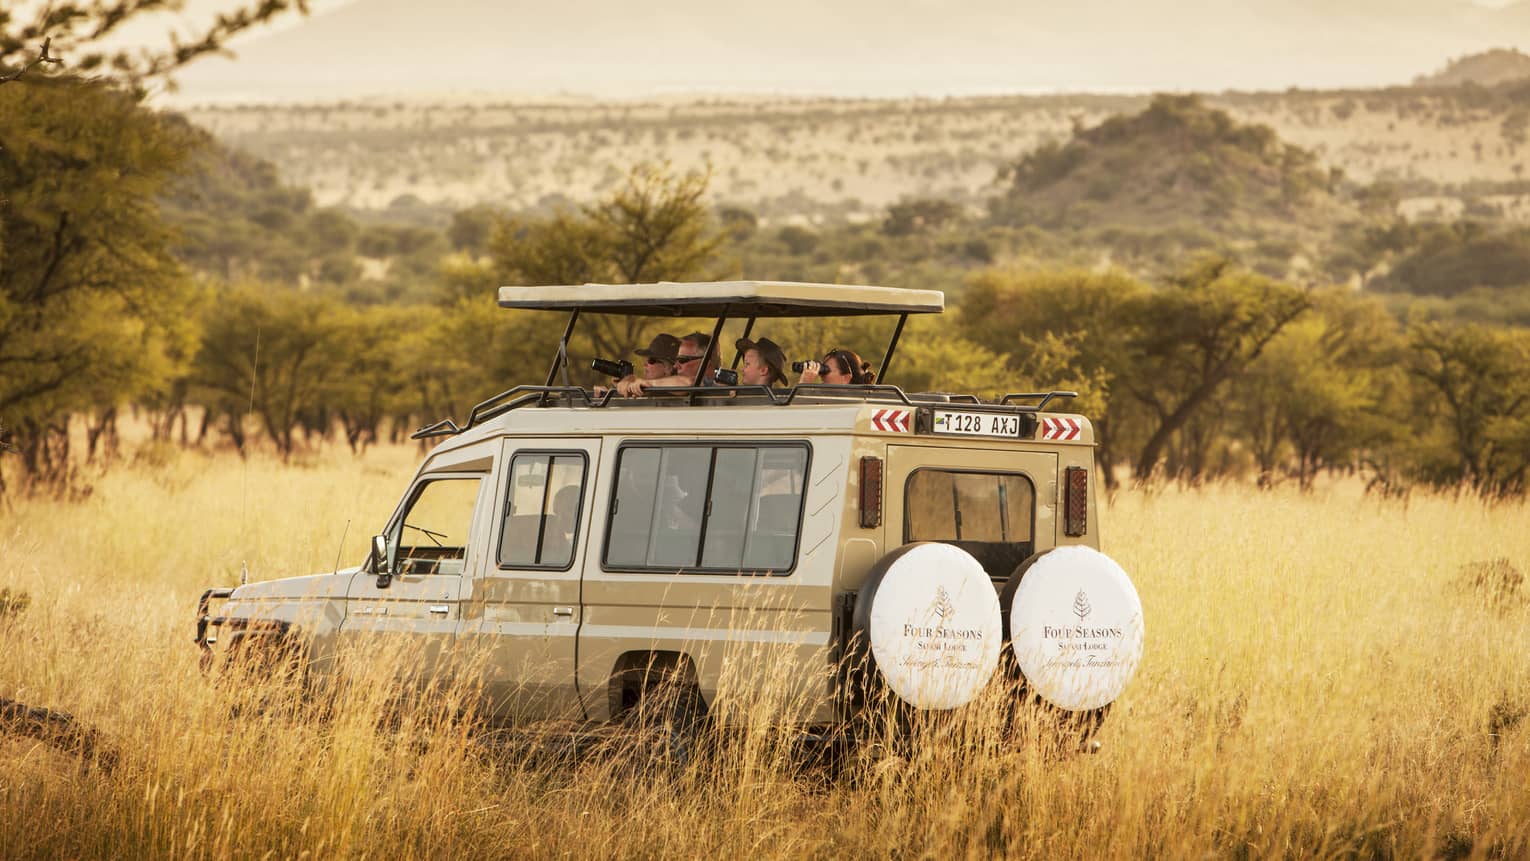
left=497, top=280, right=945, bottom=317
left=501, top=280, right=946, bottom=395
left=407, top=280, right=1071, bottom=438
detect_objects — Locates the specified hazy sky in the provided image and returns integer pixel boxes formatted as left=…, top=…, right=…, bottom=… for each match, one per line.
left=71, top=0, right=1530, bottom=103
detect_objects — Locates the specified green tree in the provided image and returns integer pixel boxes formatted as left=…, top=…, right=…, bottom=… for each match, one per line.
left=1123, top=258, right=1311, bottom=480
left=400, top=300, right=550, bottom=431
left=190, top=284, right=346, bottom=458
left=883, top=316, right=1011, bottom=400
left=490, top=163, right=722, bottom=361
left=447, top=205, right=498, bottom=256
left=0, top=78, right=199, bottom=492
left=883, top=198, right=964, bottom=237
left=0, top=0, right=306, bottom=491
left=1406, top=321, right=1530, bottom=495
left=959, top=269, right=1148, bottom=485
left=325, top=305, right=416, bottom=453
left=1233, top=290, right=1406, bottom=489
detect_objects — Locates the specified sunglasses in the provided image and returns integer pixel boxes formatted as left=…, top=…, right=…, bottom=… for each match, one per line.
left=676, top=354, right=704, bottom=362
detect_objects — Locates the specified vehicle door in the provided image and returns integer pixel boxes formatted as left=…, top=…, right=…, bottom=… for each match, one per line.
left=576, top=440, right=825, bottom=723
left=459, top=438, right=601, bottom=722
left=886, top=444, right=1058, bottom=587
left=341, top=469, right=491, bottom=683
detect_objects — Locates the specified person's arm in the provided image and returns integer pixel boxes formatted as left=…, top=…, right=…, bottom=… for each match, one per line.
left=595, top=373, right=639, bottom=397
left=798, top=361, right=823, bottom=384
left=620, top=372, right=701, bottom=396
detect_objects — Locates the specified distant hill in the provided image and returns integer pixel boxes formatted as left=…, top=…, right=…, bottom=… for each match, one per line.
left=989, top=95, right=1356, bottom=247
left=1415, top=47, right=1530, bottom=86
left=179, top=84, right=1530, bottom=226
left=168, top=0, right=1530, bottom=101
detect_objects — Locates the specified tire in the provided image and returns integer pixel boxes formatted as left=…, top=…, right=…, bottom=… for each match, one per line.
left=610, top=658, right=709, bottom=768
left=998, top=545, right=1144, bottom=715
left=847, top=542, right=1005, bottom=714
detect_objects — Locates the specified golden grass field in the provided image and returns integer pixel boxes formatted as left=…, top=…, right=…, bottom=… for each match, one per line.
left=2, top=442, right=1528, bottom=859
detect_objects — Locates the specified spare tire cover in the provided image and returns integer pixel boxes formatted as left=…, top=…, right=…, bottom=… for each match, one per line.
left=854, top=542, right=1003, bottom=710
left=1005, top=545, right=1144, bottom=712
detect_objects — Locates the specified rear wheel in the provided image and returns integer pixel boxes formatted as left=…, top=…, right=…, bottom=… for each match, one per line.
left=846, top=542, right=1005, bottom=721
left=609, top=656, right=709, bottom=768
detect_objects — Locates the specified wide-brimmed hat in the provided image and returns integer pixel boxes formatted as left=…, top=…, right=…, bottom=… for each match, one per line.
left=634, top=333, right=680, bottom=362
left=735, top=336, right=788, bottom=386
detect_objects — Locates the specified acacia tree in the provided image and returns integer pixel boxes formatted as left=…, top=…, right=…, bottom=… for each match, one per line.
left=490, top=163, right=724, bottom=362
left=190, top=284, right=347, bottom=459
left=1233, top=290, right=1407, bottom=489
left=1407, top=321, right=1530, bottom=496
left=1122, top=258, right=1311, bottom=481
left=958, top=269, right=1148, bottom=486
left=0, top=78, right=200, bottom=493
left=0, top=0, right=306, bottom=494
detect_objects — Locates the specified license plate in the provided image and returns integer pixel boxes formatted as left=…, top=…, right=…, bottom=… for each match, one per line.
left=931, top=410, right=1022, bottom=438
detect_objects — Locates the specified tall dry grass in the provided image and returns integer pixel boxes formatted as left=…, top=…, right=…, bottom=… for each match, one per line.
left=2, top=443, right=1528, bottom=859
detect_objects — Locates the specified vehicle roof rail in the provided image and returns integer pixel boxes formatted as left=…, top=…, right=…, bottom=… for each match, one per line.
left=1000, top=391, right=1080, bottom=411
left=410, top=383, right=1075, bottom=441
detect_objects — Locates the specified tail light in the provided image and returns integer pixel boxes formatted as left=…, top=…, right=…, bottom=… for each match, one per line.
left=859, top=456, right=883, bottom=528
left=1064, top=466, right=1088, bottom=536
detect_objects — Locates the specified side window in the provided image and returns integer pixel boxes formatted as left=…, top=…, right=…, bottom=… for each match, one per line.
left=605, top=443, right=809, bottom=574
left=395, top=476, right=482, bottom=576
left=499, top=452, right=587, bottom=569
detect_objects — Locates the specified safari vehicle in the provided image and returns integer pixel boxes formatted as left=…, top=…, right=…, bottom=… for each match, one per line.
left=194, top=281, right=1144, bottom=737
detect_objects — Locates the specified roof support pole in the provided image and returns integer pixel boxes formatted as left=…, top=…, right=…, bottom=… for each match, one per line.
left=732, top=316, right=756, bottom=369
left=880, top=312, right=908, bottom=388
left=540, top=309, right=580, bottom=404
left=688, top=306, right=730, bottom=405
left=694, top=306, right=730, bottom=386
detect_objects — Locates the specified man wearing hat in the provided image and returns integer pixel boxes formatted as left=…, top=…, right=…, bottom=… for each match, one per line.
left=619, top=330, right=721, bottom=396
left=735, top=336, right=789, bottom=388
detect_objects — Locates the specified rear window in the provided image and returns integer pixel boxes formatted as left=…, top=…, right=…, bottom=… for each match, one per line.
left=904, top=469, right=1035, bottom=580
left=906, top=470, right=1033, bottom=543
left=604, top=443, right=809, bottom=574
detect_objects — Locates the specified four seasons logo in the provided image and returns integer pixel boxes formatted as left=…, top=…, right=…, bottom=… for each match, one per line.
left=932, top=586, right=955, bottom=619
left=1073, top=590, right=1092, bottom=621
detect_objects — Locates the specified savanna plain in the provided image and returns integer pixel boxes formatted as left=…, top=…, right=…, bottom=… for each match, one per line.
left=1, top=441, right=1527, bottom=859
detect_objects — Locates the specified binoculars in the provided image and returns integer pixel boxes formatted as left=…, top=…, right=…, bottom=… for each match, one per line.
left=790, top=360, right=818, bottom=373
left=590, top=358, right=635, bottom=379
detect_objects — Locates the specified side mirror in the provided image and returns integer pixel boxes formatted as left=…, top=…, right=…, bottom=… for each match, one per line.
left=371, top=534, right=392, bottom=588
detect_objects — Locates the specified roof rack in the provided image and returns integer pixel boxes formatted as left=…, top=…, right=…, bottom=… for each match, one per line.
left=411, top=384, right=1081, bottom=440
left=1001, top=391, right=1079, bottom=410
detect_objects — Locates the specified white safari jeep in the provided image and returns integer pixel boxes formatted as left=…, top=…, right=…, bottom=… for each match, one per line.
left=195, top=281, right=1144, bottom=738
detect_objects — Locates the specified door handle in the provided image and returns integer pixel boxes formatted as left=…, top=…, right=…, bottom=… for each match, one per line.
left=553, top=606, right=575, bottom=617
left=428, top=604, right=449, bottom=615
